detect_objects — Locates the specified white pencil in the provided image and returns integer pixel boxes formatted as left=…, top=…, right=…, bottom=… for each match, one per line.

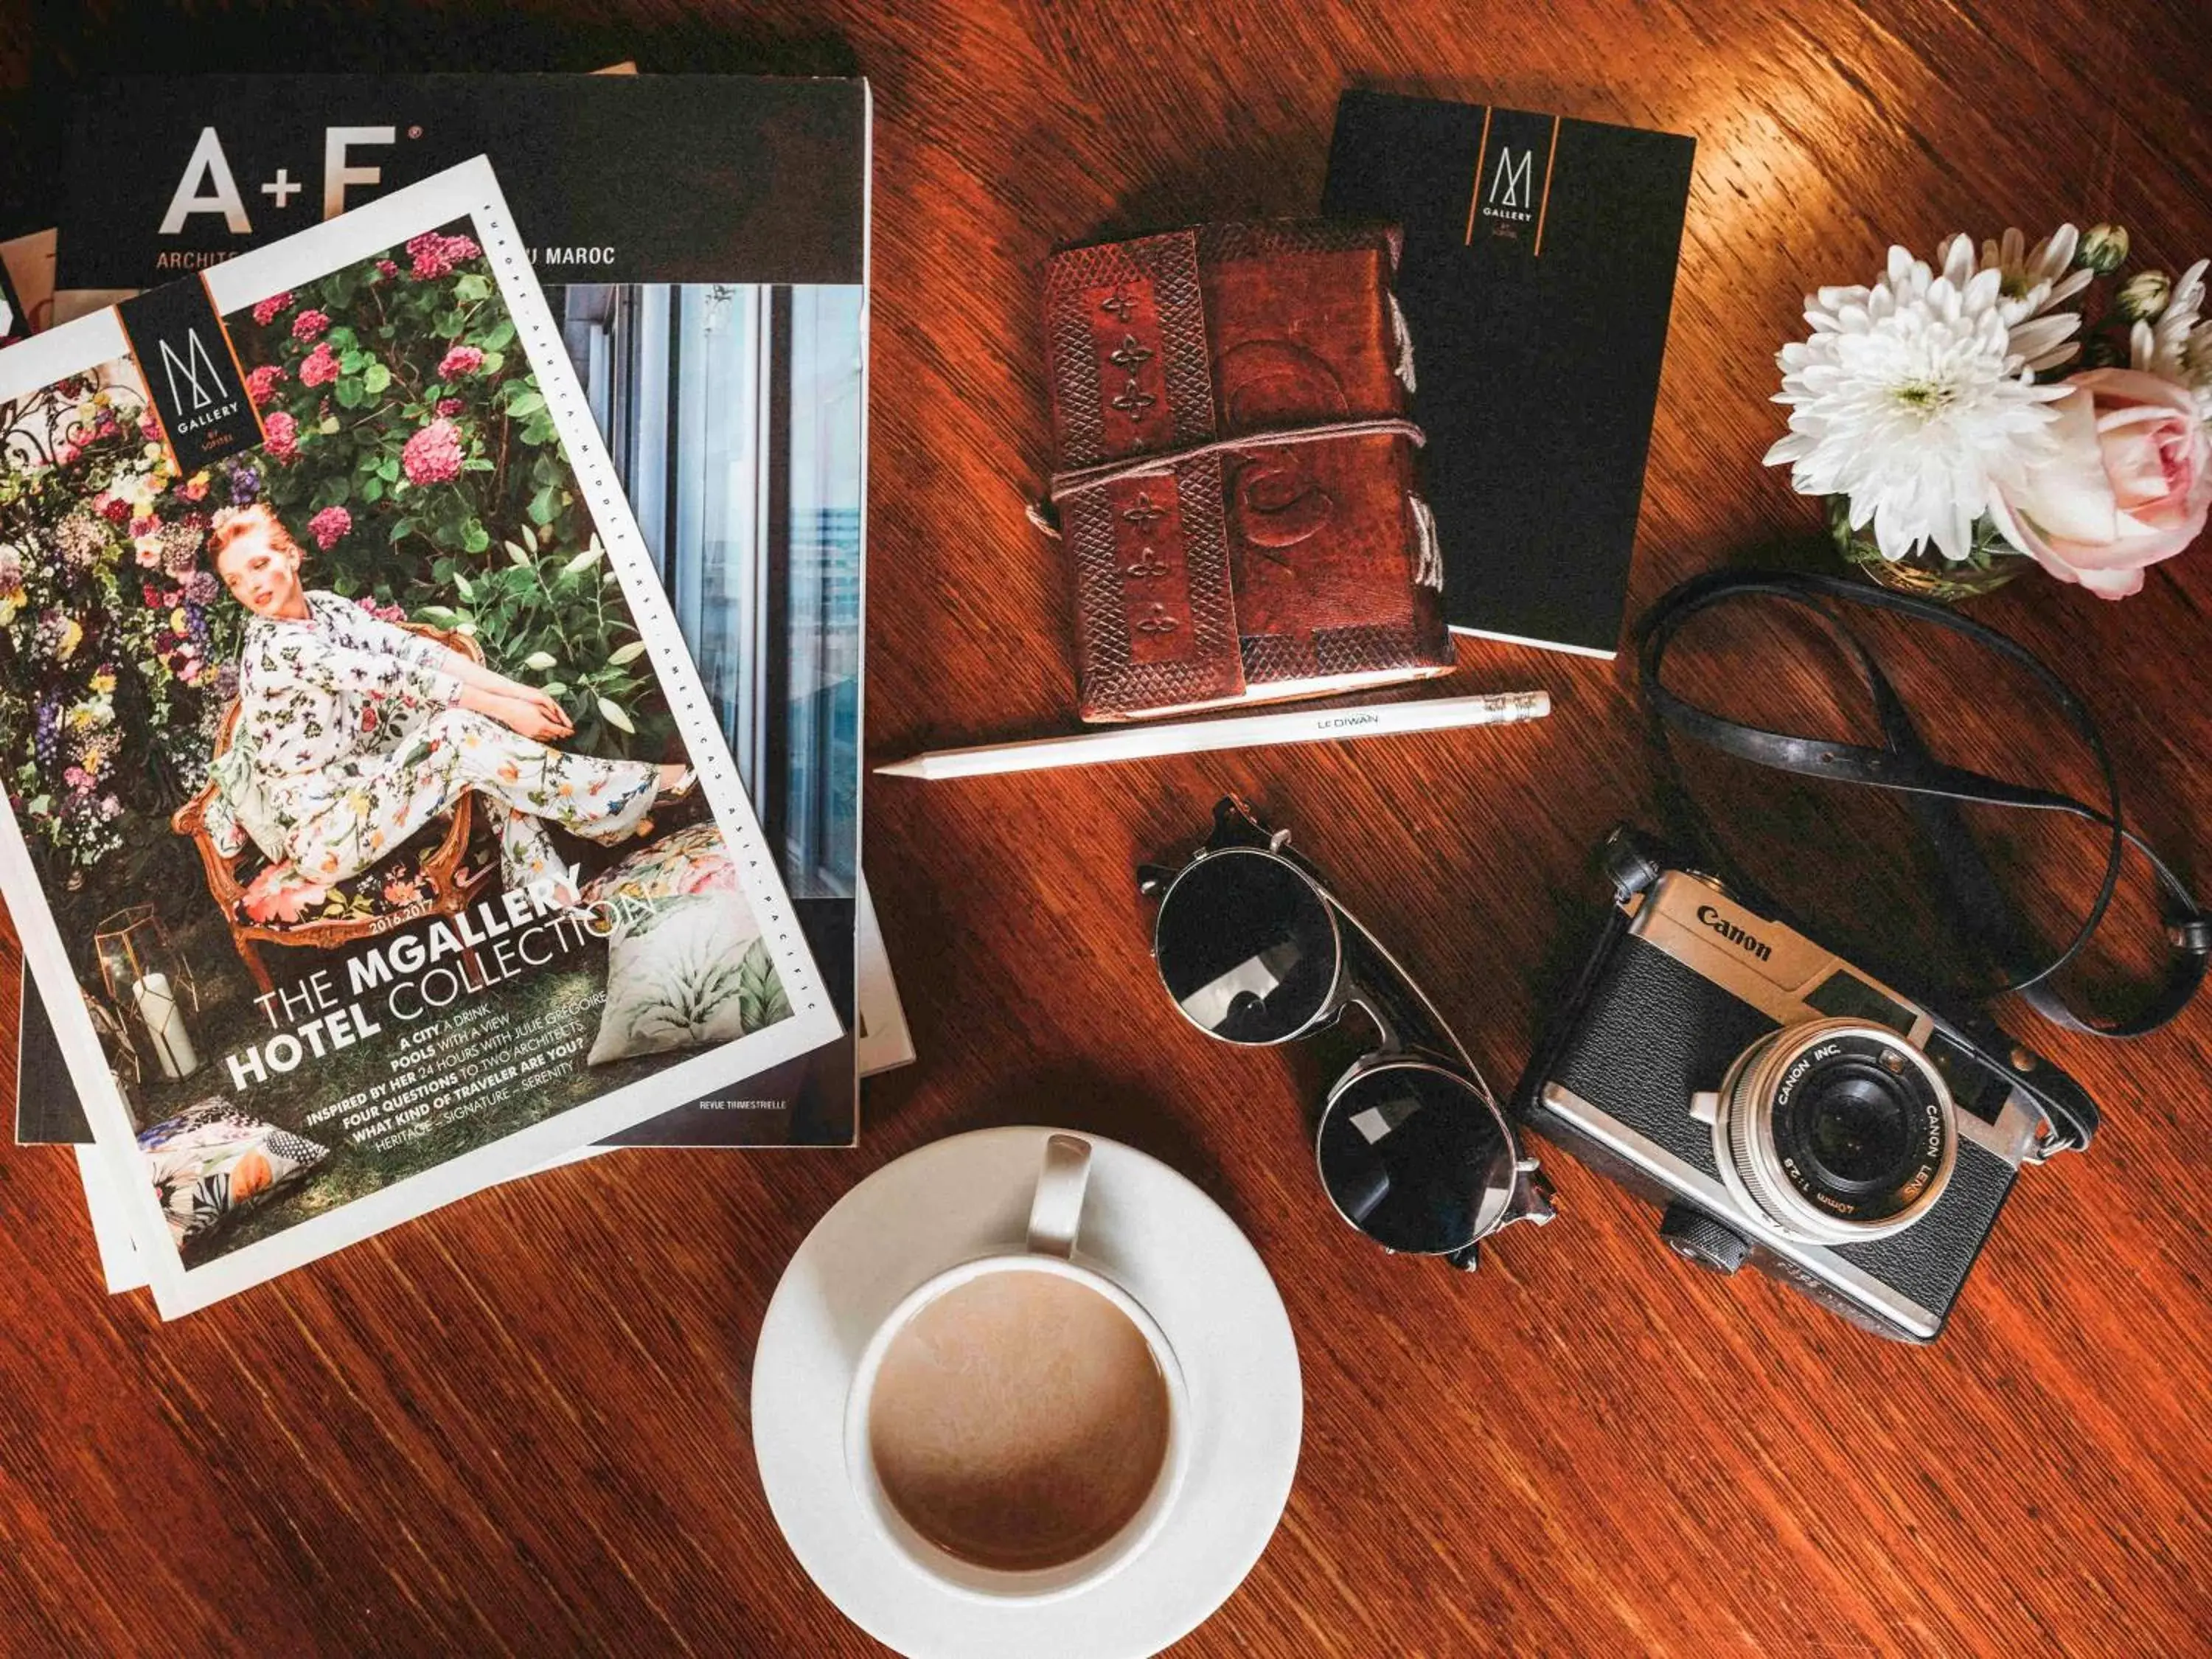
left=876, top=690, right=1551, bottom=780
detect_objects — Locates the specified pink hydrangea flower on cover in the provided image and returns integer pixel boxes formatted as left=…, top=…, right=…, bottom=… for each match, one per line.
left=437, top=345, right=484, bottom=378
left=406, top=232, right=481, bottom=281
left=298, top=342, right=340, bottom=388
left=251, top=291, right=293, bottom=327
left=244, top=364, right=285, bottom=406
left=401, top=418, right=464, bottom=486
left=355, top=595, right=406, bottom=624
left=262, top=411, right=299, bottom=464
left=308, top=506, right=352, bottom=550
left=436, top=398, right=465, bottom=417
left=291, top=309, right=331, bottom=342
left=376, top=260, right=400, bottom=279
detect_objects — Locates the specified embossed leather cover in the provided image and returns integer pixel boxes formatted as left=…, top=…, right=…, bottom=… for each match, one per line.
left=1042, top=220, right=1453, bottom=722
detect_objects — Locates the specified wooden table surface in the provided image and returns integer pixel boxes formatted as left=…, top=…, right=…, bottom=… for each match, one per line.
left=7, top=2, right=2212, bottom=1655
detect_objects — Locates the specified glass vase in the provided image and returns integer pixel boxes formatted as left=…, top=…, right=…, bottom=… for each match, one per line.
left=1826, top=496, right=2028, bottom=603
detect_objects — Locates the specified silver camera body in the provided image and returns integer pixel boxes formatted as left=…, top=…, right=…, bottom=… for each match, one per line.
left=1519, top=832, right=2085, bottom=1342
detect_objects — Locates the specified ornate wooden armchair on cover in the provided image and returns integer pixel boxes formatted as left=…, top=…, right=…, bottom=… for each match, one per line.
left=170, top=621, right=496, bottom=997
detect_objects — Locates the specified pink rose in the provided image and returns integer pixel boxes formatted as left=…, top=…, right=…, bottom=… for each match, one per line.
left=262, top=410, right=299, bottom=463
left=308, top=506, right=352, bottom=550
left=1996, top=369, right=2212, bottom=599
left=298, top=342, right=340, bottom=387
left=251, top=291, right=293, bottom=327
left=437, top=345, right=484, bottom=379
left=291, top=309, right=330, bottom=341
left=401, top=417, right=464, bottom=486
left=245, top=363, right=286, bottom=406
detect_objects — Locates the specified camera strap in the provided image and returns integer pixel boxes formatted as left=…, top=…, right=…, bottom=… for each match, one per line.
left=1633, top=571, right=2211, bottom=1065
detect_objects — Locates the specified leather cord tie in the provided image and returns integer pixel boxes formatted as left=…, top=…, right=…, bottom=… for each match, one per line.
left=1025, top=416, right=1426, bottom=538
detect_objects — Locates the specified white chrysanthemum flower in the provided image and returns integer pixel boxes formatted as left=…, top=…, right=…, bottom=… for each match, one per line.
left=2183, top=320, right=2212, bottom=425
left=1958, top=225, right=2090, bottom=372
left=1766, top=237, right=2070, bottom=563
left=2132, top=257, right=2208, bottom=386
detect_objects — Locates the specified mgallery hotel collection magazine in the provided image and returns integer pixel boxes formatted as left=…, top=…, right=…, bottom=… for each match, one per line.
left=44, top=72, right=878, bottom=1150
left=0, top=158, right=838, bottom=1316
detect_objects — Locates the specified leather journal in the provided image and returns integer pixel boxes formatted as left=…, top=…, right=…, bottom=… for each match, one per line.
left=1040, top=220, right=1455, bottom=723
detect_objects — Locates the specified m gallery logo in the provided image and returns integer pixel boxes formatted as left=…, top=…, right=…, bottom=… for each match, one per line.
left=115, top=276, right=265, bottom=473
left=1464, top=108, right=1563, bottom=255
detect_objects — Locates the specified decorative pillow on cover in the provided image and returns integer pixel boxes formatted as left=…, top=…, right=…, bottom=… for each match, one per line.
left=583, top=826, right=792, bottom=1065
left=136, top=1100, right=330, bottom=1247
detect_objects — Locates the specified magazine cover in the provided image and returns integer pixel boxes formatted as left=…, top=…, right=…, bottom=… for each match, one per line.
left=0, top=157, right=837, bottom=1315
left=45, top=72, right=883, bottom=1147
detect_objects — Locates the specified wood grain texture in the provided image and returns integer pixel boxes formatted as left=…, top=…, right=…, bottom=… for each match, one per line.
left=5, top=1, right=2212, bottom=1654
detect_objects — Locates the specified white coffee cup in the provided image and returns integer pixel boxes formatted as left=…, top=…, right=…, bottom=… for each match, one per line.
left=842, top=1133, right=1192, bottom=1604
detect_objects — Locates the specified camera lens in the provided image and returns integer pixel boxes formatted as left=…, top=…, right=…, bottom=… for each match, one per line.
left=1801, top=1069, right=1913, bottom=1189
left=1154, top=848, right=1340, bottom=1045
left=1710, top=1020, right=1955, bottom=1245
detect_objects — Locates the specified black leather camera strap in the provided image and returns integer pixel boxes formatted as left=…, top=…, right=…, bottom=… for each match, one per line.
left=1634, top=570, right=2211, bottom=1062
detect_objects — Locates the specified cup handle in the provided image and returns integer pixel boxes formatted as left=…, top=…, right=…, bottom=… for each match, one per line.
left=1027, top=1133, right=1093, bottom=1259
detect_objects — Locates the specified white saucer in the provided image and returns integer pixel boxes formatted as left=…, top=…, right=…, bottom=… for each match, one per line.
left=752, top=1126, right=1303, bottom=1659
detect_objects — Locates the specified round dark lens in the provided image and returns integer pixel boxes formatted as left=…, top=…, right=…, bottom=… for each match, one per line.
left=1801, top=1068, right=1913, bottom=1189
left=1155, top=850, right=1338, bottom=1045
left=1317, top=1065, right=1509, bottom=1255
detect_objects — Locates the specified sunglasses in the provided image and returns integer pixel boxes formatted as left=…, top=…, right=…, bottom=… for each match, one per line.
left=1139, top=797, right=1554, bottom=1268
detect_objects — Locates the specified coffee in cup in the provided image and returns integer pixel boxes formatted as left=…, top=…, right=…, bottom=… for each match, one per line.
left=844, top=1134, right=1190, bottom=1602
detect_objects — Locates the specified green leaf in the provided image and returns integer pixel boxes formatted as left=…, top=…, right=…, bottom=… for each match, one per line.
left=360, top=476, right=384, bottom=504
left=505, top=388, right=546, bottom=419
left=461, top=520, right=490, bottom=554
left=608, top=640, right=647, bottom=665
left=504, top=540, right=531, bottom=568
left=454, top=571, right=475, bottom=601
left=389, top=516, right=419, bottom=543
left=563, top=545, right=604, bottom=575
left=521, top=524, right=539, bottom=554
left=416, top=604, right=461, bottom=625
left=522, top=650, right=556, bottom=671
left=597, top=697, right=635, bottom=734
left=378, top=456, right=400, bottom=483
left=341, top=349, right=368, bottom=375
left=541, top=681, right=568, bottom=699
left=479, top=350, right=505, bottom=375
left=734, top=939, right=791, bottom=1032
left=521, top=416, right=557, bottom=446
left=319, top=416, right=341, bottom=434
left=484, top=319, right=516, bottom=352
left=335, top=377, right=365, bottom=408
left=454, top=273, right=492, bottom=303
left=527, top=484, right=557, bottom=526
left=363, top=362, right=392, bottom=395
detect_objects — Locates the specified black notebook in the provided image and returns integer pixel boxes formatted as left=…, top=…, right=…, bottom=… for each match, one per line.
left=1322, top=90, right=1694, bottom=657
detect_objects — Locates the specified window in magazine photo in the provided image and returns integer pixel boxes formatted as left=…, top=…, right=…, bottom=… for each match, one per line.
left=555, top=279, right=865, bottom=1145
left=0, top=218, right=799, bottom=1269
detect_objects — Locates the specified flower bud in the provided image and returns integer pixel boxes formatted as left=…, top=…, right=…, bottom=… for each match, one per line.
left=2114, top=269, right=2172, bottom=321
left=2076, top=223, right=2129, bottom=274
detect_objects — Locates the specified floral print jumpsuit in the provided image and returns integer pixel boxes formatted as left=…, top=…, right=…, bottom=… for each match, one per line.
left=234, top=591, right=658, bottom=900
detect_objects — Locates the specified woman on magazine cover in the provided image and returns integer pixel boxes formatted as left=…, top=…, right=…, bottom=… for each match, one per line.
left=206, top=503, right=691, bottom=902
